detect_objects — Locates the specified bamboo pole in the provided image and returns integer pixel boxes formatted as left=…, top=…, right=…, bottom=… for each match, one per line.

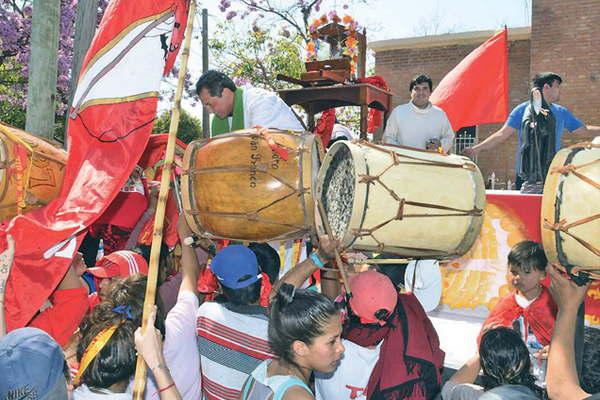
left=132, top=2, right=196, bottom=397
left=316, top=200, right=352, bottom=296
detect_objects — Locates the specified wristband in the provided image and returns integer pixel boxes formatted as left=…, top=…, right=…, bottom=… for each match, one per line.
left=155, top=382, right=175, bottom=396
left=182, top=236, right=196, bottom=247
left=310, top=252, right=325, bottom=269
left=150, top=363, right=169, bottom=372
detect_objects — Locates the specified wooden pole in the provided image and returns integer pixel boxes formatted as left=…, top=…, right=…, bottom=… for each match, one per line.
left=132, top=2, right=196, bottom=397
left=317, top=200, right=352, bottom=296
left=25, top=0, right=61, bottom=139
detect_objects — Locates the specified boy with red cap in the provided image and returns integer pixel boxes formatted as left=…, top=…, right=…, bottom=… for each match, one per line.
left=278, top=256, right=444, bottom=400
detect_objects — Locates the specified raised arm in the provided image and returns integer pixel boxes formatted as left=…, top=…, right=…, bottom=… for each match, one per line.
left=463, top=124, right=516, bottom=158
left=546, top=265, right=591, bottom=400
left=135, top=305, right=182, bottom=400
left=176, top=215, right=208, bottom=297
left=572, top=125, right=600, bottom=136
left=271, top=235, right=338, bottom=300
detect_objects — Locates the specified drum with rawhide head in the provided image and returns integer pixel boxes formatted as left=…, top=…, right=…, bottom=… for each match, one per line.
left=317, top=141, right=485, bottom=259
left=0, top=122, right=67, bottom=223
left=541, top=137, right=600, bottom=281
left=181, top=129, right=323, bottom=242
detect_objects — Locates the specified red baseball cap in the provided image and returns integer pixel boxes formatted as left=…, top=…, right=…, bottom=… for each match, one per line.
left=87, top=251, right=149, bottom=279
left=349, top=271, right=398, bottom=326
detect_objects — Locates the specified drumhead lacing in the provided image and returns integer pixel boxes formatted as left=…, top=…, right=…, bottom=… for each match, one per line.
left=347, top=143, right=483, bottom=256
left=544, top=147, right=600, bottom=283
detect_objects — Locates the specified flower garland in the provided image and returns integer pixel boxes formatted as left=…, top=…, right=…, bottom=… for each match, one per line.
left=306, top=11, right=360, bottom=76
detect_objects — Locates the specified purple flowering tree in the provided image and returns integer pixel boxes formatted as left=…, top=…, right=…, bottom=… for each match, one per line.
left=0, top=0, right=108, bottom=130
left=217, top=0, right=363, bottom=43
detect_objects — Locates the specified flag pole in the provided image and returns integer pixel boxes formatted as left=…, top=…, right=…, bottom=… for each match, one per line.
left=132, top=1, right=196, bottom=397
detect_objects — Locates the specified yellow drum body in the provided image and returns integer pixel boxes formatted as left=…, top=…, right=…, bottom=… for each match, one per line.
left=181, top=129, right=322, bottom=242
left=541, top=138, right=600, bottom=274
left=317, top=141, right=485, bottom=259
left=0, top=122, right=67, bottom=222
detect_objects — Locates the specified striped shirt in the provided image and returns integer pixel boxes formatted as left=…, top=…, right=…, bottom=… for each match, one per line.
left=197, top=302, right=274, bottom=400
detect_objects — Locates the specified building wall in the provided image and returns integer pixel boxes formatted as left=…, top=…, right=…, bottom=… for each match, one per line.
left=531, top=0, right=600, bottom=148
left=372, top=0, right=600, bottom=186
left=374, top=38, right=531, bottom=185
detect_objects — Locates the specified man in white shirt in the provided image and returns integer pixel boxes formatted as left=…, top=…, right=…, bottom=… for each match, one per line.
left=195, top=70, right=303, bottom=136
left=383, top=74, right=454, bottom=153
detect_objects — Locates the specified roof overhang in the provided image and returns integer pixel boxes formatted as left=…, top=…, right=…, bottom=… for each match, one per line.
left=368, top=26, right=530, bottom=52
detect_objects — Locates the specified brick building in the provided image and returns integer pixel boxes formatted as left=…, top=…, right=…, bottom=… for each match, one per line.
left=369, top=0, right=599, bottom=187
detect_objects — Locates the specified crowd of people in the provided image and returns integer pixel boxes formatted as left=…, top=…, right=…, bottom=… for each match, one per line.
left=0, top=69, right=598, bottom=400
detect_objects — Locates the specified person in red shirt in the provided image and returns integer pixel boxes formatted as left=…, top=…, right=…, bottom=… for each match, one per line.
left=28, top=252, right=90, bottom=347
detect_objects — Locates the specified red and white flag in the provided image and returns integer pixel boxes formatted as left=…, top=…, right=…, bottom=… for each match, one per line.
left=430, top=27, right=509, bottom=131
left=2, top=0, right=189, bottom=331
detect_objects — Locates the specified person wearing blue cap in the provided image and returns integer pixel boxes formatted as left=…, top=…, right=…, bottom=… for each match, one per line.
left=196, top=244, right=271, bottom=400
left=0, top=327, right=70, bottom=400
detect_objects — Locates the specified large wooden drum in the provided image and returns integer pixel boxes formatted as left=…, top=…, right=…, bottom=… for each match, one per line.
left=181, top=129, right=323, bottom=242
left=317, top=141, right=485, bottom=259
left=0, top=122, right=67, bottom=223
left=541, top=138, right=600, bottom=277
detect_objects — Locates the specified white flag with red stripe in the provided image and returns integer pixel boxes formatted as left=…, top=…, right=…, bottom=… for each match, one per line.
left=3, top=0, right=189, bottom=331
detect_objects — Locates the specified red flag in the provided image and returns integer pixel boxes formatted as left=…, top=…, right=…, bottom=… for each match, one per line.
left=2, top=0, right=189, bottom=330
left=430, top=27, right=508, bottom=131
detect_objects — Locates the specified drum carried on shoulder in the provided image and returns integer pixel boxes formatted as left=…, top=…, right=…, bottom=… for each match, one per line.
left=317, top=141, right=485, bottom=259
left=181, top=129, right=323, bottom=242
left=542, top=137, right=600, bottom=279
left=182, top=128, right=486, bottom=259
left=0, top=122, right=67, bottom=223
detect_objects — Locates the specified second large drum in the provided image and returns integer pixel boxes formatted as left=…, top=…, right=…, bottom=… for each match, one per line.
left=181, top=129, right=322, bottom=242
left=318, top=141, right=485, bottom=259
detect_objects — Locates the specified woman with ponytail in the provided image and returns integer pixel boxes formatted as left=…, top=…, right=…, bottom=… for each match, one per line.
left=240, top=283, right=345, bottom=400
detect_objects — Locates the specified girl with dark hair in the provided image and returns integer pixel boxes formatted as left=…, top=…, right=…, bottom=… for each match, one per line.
left=442, top=327, right=541, bottom=399
left=72, top=299, right=138, bottom=398
left=240, top=283, right=344, bottom=400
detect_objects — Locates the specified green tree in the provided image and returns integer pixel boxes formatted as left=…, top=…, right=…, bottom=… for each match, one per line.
left=0, top=60, right=26, bottom=129
left=153, top=109, right=202, bottom=144
left=210, top=24, right=304, bottom=92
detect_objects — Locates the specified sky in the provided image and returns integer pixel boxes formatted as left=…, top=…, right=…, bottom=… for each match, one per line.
left=168, top=0, right=532, bottom=113
left=194, top=0, right=531, bottom=42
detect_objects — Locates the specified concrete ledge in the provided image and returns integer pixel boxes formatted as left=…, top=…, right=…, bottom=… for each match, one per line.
left=369, top=26, right=530, bottom=52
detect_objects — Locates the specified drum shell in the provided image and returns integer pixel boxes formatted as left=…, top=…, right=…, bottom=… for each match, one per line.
left=541, top=141, right=600, bottom=271
left=181, top=129, right=322, bottom=242
left=0, top=123, right=66, bottom=222
left=317, top=141, right=485, bottom=259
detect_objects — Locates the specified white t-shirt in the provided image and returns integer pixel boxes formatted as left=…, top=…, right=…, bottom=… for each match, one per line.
left=315, top=339, right=382, bottom=400
left=382, top=102, right=454, bottom=152
left=229, top=86, right=304, bottom=132
left=127, top=290, right=201, bottom=400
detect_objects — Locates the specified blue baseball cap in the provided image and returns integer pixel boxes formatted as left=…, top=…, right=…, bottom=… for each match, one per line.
left=0, top=327, right=68, bottom=400
left=211, top=245, right=261, bottom=289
